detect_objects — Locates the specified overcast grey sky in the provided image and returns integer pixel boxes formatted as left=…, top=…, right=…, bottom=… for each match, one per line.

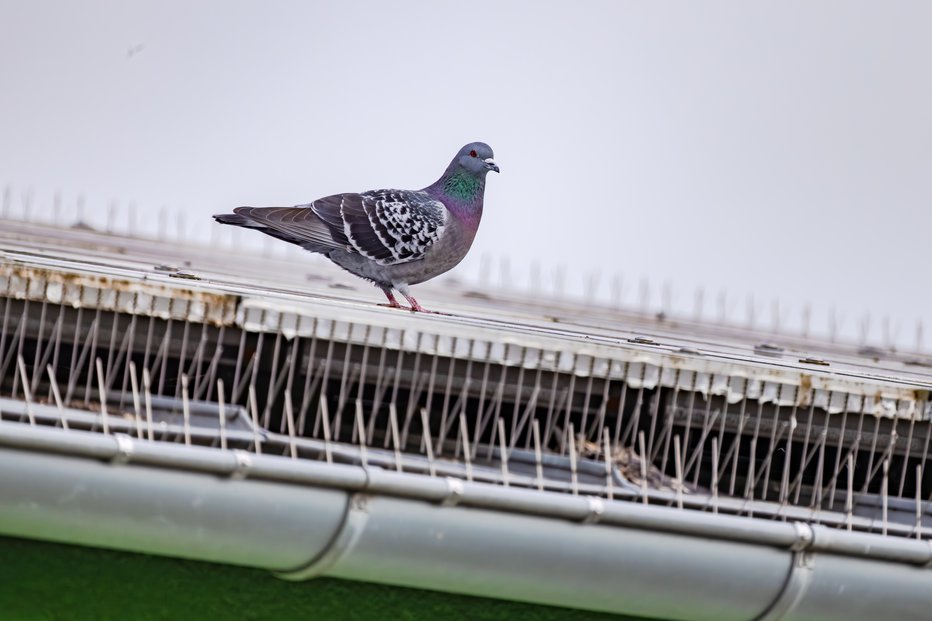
left=1, top=1, right=930, bottom=345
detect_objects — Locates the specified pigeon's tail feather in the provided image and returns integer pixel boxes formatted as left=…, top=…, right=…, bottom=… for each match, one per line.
left=214, top=206, right=340, bottom=254
left=213, top=212, right=260, bottom=228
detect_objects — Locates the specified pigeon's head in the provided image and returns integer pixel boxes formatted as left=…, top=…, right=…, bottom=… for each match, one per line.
left=453, top=142, right=499, bottom=177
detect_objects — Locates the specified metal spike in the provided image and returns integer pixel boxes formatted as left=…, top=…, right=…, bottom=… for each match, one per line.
left=611, top=364, right=630, bottom=447
left=158, top=206, right=168, bottom=240
left=389, top=402, right=402, bottom=472
left=128, top=202, right=137, bottom=234
left=356, top=400, right=369, bottom=467
left=46, top=364, right=67, bottom=430
left=655, top=371, right=679, bottom=476
left=499, top=256, right=511, bottom=290
left=790, top=401, right=816, bottom=505
left=553, top=265, right=565, bottom=298
left=107, top=201, right=117, bottom=233
left=217, top=378, right=227, bottom=450
left=175, top=211, right=186, bottom=243
left=568, top=423, right=579, bottom=495
left=859, top=313, right=871, bottom=346
left=16, top=356, right=35, bottom=426
left=248, top=384, right=261, bottom=454
left=142, top=367, right=154, bottom=442
left=639, top=277, right=650, bottom=313
left=610, top=273, right=623, bottom=307
left=419, top=408, right=434, bottom=477
left=777, top=405, right=798, bottom=508
left=846, top=454, right=854, bottom=531
left=127, top=361, right=141, bottom=439
left=916, top=465, right=923, bottom=540
left=882, top=459, right=890, bottom=536
left=674, top=435, right=684, bottom=511
left=578, top=360, right=597, bottom=447
left=478, top=253, right=491, bottom=289
left=317, top=394, right=329, bottom=463
left=743, top=399, right=766, bottom=504
left=1, top=185, right=10, bottom=218
left=724, top=383, right=750, bottom=496
left=530, top=260, right=542, bottom=295
left=638, top=431, right=648, bottom=505
left=497, top=417, right=510, bottom=487
left=711, top=436, right=719, bottom=513
left=602, top=427, right=614, bottom=500
left=532, top=418, right=544, bottom=491
left=586, top=270, right=600, bottom=305
left=459, top=413, right=473, bottom=481
left=76, top=196, right=86, bottom=225
left=95, top=358, right=110, bottom=435
left=401, top=346, right=428, bottom=450
left=7, top=304, right=28, bottom=400
left=693, top=287, right=704, bottom=320
left=21, top=189, right=33, bottom=223
left=180, top=374, right=191, bottom=446
left=436, top=339, right=468, bottom=455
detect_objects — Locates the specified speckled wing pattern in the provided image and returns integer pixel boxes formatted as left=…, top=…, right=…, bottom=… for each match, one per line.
left=315, top=189, right=447, bottom=265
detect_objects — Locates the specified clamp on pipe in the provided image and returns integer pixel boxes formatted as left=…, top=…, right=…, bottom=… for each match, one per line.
left=276, top=492, right=371, bottom=581
left=753, top=522, right=815, bottom=621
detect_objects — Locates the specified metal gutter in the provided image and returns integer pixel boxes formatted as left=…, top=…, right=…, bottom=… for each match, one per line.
left=1, top=422, right=929, bottom=620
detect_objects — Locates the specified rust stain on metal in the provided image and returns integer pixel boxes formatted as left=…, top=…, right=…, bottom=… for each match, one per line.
left=798, top=374, right=813, bottom=406
left=0, top=264, right=239, bottom=326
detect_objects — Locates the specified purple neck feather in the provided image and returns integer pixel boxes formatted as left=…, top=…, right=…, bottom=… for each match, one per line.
left=425, top=166, right=485, bottom=227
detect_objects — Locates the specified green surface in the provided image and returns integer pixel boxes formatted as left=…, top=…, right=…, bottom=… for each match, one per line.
left=0, top=536, right=643, bottom=621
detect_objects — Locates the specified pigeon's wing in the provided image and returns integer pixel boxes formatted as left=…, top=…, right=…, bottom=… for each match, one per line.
left=231, top=190, right=447, bottom=266
left=320, top=190, right=448, bottom=265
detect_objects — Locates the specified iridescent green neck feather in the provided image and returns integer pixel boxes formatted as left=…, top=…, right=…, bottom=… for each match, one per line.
left=442, top=170, right=484, bottom=202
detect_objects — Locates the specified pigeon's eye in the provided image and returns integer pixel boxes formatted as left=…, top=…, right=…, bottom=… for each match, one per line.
left=469, top=150, right=477, bottom=158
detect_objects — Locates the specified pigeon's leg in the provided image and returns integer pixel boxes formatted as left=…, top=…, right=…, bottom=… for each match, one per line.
left=378, top=287, right=404, bottom=309
left=401, top=293, right=428, bottom=313
left=396, top=284, right=433, bottom=314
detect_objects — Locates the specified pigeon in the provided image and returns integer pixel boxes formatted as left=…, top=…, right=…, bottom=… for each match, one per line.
left=214, top=142, right=499, bottom=312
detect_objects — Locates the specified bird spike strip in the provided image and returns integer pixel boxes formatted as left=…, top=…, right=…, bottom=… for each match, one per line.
left=0, top=278, right=929, bottom=541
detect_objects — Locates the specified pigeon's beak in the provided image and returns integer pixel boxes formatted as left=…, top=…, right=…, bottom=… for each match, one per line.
left=484, top=158, right=500, bottom=173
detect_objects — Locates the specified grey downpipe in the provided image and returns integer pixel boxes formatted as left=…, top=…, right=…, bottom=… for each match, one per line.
left=1, top=422, right=930, bottom=620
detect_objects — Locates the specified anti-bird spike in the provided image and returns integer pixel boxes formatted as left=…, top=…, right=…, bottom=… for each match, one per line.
left=214, top=143, right=499, bottom=312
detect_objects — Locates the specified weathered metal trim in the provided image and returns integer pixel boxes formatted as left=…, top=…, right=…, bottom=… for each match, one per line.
left=0, top=263, right=239, bottom=326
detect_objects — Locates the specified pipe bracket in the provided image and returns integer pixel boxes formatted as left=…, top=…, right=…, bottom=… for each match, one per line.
left=753, top=522, right=814, bottom=621
left=275, top=492, right=370, bottom=581
left=111, top=434, right=134, bottom=465
left=584, top=497, right=605, bottom=524
left=230, top=449, right=252, bottom=480
left=442, top=477, right=465, bottom=507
